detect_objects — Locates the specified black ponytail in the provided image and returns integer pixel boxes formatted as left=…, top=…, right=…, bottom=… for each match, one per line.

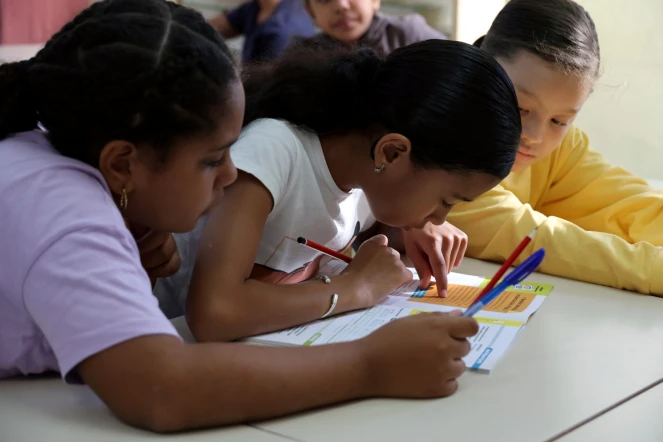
left=244, top=47, right=382, bottom=134
left=244, top=40, right=521, bottom=180
left=0, top=0, right=238, bottom=166
left=0, top=61, right=38, bottom=139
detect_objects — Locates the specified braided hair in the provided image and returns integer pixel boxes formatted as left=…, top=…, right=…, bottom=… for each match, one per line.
left=0, top=0, right=238, bottom=166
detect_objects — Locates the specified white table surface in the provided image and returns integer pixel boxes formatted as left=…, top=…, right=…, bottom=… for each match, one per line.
left=1, top=259, right=662, bottom=441
left=249, top=258, right=663, bottom=442
left=0, top=377, right=290, bottom=442
left=559, top=381, right=663, bottom=442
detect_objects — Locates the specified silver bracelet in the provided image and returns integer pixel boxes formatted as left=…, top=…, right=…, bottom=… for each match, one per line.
left=318, top=274, right=339, bottom=319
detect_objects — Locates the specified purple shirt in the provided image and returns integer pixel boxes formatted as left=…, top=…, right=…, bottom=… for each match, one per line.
left=0, top=131, right=180, bottom=381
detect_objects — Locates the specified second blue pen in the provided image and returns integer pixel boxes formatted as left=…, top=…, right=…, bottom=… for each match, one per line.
left=462, top=249, right=546, bottom=318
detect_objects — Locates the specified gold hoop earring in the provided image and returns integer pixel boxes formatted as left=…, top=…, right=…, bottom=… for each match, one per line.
left=374, top=164, right=385, bottom=174
left=120, top=188, right=128, bottom=211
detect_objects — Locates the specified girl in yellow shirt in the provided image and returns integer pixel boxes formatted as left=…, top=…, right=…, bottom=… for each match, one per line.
left=447, top=0, right=663, bottom=296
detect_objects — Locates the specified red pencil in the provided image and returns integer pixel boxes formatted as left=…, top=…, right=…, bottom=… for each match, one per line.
left=470, top=226, right=539, bottom=304
left=297, top=237, right=352, bottom=264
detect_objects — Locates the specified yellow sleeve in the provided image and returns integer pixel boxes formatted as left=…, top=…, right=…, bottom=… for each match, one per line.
left=447, top=186, right=663, bottom=296
left=539, top=127, right=663, bottom=246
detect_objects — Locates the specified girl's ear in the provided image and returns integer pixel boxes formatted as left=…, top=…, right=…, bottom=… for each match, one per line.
left=98, top=140, right=140, bottom=197
left=372, top=133, right=412, bottom=170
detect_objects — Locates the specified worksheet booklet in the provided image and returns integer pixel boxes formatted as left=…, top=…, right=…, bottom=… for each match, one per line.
left=244, top=261, right=552, bottom=372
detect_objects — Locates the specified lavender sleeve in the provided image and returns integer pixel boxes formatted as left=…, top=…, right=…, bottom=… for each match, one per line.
left=22, top=225, right=181, bottom=382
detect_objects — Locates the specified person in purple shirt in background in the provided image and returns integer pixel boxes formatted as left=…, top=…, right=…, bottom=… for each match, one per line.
left=289, top=0, right=446, bottom=54
left=0, top=0, right=480, bottom=432
left=208, top=0, right=316, bottom=63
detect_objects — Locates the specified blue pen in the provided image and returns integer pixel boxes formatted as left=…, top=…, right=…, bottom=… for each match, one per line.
left=462, top=248, right=546, bottom=317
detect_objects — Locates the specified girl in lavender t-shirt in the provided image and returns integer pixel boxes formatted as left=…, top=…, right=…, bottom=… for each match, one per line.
left=0, top=0, right=479, bottom=432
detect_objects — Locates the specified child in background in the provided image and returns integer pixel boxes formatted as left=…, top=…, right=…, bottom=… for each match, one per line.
left=169, top=41, right=522, bottom=342
left=447, top=0, right=663, bottom=296
left=290, top=0, right=445, bottom=54
left=0, top=0, right=481, bottom=432
left=208, top=0, right=316, bottom=63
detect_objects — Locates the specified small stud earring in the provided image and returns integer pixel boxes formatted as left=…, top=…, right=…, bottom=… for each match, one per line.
left=374, top=164, right=385, bottom=173
left=119, top=188, right=129, bottom=211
